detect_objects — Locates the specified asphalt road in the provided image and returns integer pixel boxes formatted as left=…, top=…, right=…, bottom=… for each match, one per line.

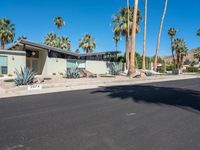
left=0, top=78, right=200, bottom=150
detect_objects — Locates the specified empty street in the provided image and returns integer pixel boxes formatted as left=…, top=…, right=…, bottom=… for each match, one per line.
left=0, top=78, right=200, bottom=150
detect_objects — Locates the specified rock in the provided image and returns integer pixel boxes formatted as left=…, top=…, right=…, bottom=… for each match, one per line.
left=33, top=76, right=44, bottom=83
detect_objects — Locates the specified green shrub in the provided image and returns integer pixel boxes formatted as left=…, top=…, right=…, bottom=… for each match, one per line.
left=0, top=74, right=4, bottom=77
left=4, top=79, right=14, bottom=82
left=65, top=68, right=80, bottom=79
left=14, top=67, right=35, bottom=86
left=8, top=73, right=13, bottom=77
left=166, top=64, right=176, bottom=71
left=186, top=67, right=199, bottom=72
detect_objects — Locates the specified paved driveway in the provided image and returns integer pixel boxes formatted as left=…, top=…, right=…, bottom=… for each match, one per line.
left=0, top=78, right=200, bottom=150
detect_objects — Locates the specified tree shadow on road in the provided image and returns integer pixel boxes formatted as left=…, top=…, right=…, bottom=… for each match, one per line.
left=91, top=83, right=200, bottom=112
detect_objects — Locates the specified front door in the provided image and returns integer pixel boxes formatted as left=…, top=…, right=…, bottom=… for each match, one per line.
left=26, top=58, right=39, bottom=74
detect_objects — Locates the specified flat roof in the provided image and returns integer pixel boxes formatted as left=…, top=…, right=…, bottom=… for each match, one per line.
left=8, top=40, right=120, bottom=57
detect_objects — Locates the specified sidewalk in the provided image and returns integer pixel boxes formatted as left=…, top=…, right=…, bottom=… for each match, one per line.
left=0, top=74, right=199, bottom=99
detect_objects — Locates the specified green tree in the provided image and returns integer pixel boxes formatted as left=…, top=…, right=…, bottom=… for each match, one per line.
left=168, top=28, right=177, bottom=65
left=43, top=33, right=58, bottom=47
left=79, top=34, right=96, bottom=53
left=54, top=16, right=65, bottom=29
left=0, top=18, right=15, bottom=49
left=43, top=33, right=71, bottom=51
left=113, top=32, right=120, bottom=51
left=75, top=49, right=80, bottom=54
left=172, top=38, right=188, bottom=70
left=113, top=6, right=142, bottom=70
left=194, top=48, right=200, bottom=62
left=17, top=36, right=27, bottom=41
left=58, top=36, right=71, bottom=51
left=197, top=29, right=200, bottom=36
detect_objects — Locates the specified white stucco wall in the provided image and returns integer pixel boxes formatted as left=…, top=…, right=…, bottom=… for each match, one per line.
left=85, top=60, right=124, bottom=74
left=45, top=57, right=66, bottom=75
left=0, top=50, right=26, bottom=74
left=86, top=61, right=109, bottom=74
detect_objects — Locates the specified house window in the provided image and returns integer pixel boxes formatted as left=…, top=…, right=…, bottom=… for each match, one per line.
left=0, top=56, right=8, bottom=74
left=26, top=50, right=39, bottom=58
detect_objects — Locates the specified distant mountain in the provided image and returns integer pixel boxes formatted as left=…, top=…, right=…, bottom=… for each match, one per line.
left=162, top=48, right=199, bottom=63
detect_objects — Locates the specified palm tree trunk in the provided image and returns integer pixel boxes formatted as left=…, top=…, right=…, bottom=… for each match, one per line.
left=154, top=0, right=168, bottom=71
left=1, top=40, right=5, bottom=49
left=116, top=41, right=118, bottom=51
left=142, top=0, right=147, bottom=70
left=170, top=37, right=176, bottom=65
left=126, top=0, right=130, bottom=71
left=128, top=0, right=138, bottom=75
left=125, top=36, right=130, bottom=70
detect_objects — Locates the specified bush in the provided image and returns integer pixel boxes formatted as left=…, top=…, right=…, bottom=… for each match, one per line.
left=166, top=64, right=176, bottom=71
left=52, top=73, right=56, bottom=75
left=14, top=67, right=35, bottom=86
left=186, top=67, right=199, bottom=72
left=0, top=74, right=4, bottom=77
left=65, top=68, right=80, bottom=79
left=8, top=73, right=13, bottom=77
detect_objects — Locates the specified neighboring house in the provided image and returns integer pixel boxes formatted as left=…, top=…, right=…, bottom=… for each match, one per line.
left=0, top=40, right=122, bottom=75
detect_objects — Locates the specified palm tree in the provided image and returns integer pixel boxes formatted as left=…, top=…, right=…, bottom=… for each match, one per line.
left=142, top=0, right=148, bottom=70
left=0, top=18, right=15, bottom=49
left=113, top=6, right=142, bottom=70
left=194, top=48, right=200, bottom=62
left=168, top=28, right=177, bottom=65
left=43, top=33, right=58, bottom=47
left=54, top=16, right=65, bottom=29
left=58, top=36, right=71, bottom=51
left=113, top=32, right=120, bottom=51
left=129, top=0, right=139, bottom=75
left=17, top=36, right=27, bottom=41
left=79, top=34, right=96, bottom=53
left=172, top=38, right=188, bottom=70
left=154, top=0, right=168, bottom=71
left=197, top=29, right=200, bottom=36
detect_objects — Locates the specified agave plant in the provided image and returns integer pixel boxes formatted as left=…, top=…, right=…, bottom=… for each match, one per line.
left=65, top=67, right=80, bottom=79
left=14, top=67, right=35, bottom=86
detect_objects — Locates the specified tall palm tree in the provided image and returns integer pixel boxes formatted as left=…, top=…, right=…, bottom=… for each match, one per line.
left=54, top=16, right=65, bottom=29
left=79, top=34, right=96, bottom=53
left=168, top=28, right=177, bottom=65
left=194, top=48, right=200, bottom=62
left=172, top=38, right=188, bottom=70
left=113, top=7, right=142, bottom=70
left=0, top=18, right=15, bottom=49
left=43, top=33, right=58, bottom=47
left=197, top=29, right=200, bottom=36
left=58, top=36, right=71, bottom=51
left=113, top=32, right=120, bottom=51
left=142, top=0, right=148, bottom=70
left=129, top=0, right=139, bottom=75
left=154, top=0, right=168, bottom=71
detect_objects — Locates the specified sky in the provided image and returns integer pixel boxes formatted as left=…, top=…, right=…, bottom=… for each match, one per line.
left=0, top=0, right=200, bottom=56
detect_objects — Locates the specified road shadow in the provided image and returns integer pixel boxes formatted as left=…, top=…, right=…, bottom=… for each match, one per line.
left=91, top=83, right=200, bottom=112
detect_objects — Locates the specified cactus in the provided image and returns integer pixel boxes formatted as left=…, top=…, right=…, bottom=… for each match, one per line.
left=14, top=67, right=35, bottom=86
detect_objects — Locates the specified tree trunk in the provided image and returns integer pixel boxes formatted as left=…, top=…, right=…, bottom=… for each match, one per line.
left=154, top=0, right=168, bottom=71
left=1, top=39, right=5, bottom=49
left=116, top=41, right=118, bottom=51
left=142, top=0, right=147, bottom=70
left=126, top=0, right=130, bottom=71
left=170, top=37, right=176, bottom=66
left=128, top=0, right=138, bottom=75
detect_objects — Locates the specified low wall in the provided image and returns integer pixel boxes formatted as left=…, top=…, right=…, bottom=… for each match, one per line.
left=85, top=60, right=124, bottom=74
left=0, top=50, right=26, bottom=74
left=45, top=57, right=66, bottom=75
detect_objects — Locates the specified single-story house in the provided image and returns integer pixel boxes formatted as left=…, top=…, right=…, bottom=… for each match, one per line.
left=0, top=40, right=123, bottom=75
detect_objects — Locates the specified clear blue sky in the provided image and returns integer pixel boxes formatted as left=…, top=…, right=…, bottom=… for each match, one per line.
left=1, top=0, right=200, bottom=56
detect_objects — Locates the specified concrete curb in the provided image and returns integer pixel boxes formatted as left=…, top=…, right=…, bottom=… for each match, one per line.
left=0, top=75, right=199, bottom=99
